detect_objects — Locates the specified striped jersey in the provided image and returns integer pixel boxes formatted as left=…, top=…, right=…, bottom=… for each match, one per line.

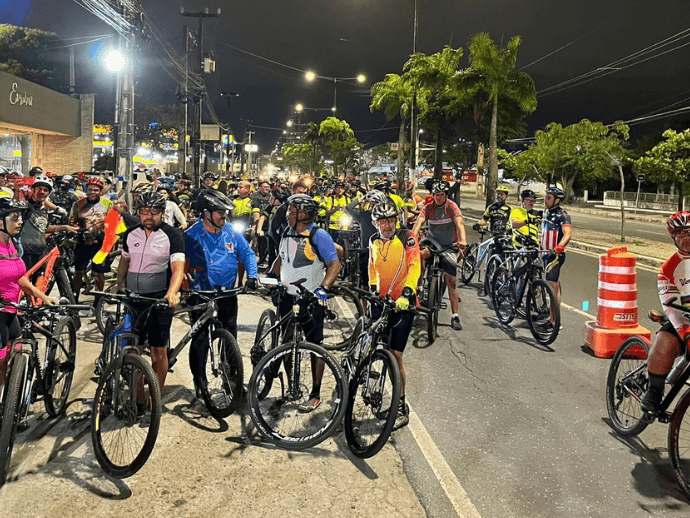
left=540, top=206, right=571, bottom=251
left=658, top=252, right=690, bottom=338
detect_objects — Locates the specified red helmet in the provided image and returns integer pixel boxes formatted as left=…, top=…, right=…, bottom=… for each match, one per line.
left=86, top=177, right=104, bottom=189
left=667, top=211, right=690, bottom=234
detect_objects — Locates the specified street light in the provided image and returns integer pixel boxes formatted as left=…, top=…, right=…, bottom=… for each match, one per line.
left=103, top=48, right=126, bottom=73
left=303, top=71, right=367, bottom=114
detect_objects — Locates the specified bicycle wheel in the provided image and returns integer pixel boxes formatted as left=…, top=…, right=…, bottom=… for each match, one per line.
left=251, top=309, right=279, bottom=399
left=344, top=348, right=401, bottom=458
left=669, top=387, right=690, bottom=498
left=247, top=342, right=347, bottom=450
left=339, top=239, right=350, bottom=282
left=0, top=354, right=27, bottom=486
left=322, top=286, right=363, bottom=351
left=605, top=337, right=650, bottom=436
left=526, top=280, right=560, bottom=345
left=198, top=328, right=244, bottom=418
left=95, top=283, right=120, bottom=336
left=44, top=317, right=77, bottom=417
left=460, top=244, right=478, bottom=284
left=491, top=266, right=516, bottom=325
left=426, top=275, right=441, bottom=343
left=91, top=354, right=162, bottom=478
left=484, top=255, right=502, bottom=298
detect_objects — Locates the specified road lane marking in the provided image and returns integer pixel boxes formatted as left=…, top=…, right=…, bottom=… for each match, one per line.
left=407, top=406, right=482, bottom=518
left=561, top=301, right=595, bottom=320
left=568, top=247, right=659, bottom=273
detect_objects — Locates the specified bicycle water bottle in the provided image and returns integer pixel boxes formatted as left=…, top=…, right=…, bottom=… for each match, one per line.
left=121, top=313, right=132, bottom=349
left=667, top=357, right=690, bottom=385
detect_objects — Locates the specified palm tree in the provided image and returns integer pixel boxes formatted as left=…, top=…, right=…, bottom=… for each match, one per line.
left=463, top=33, right=537, bottom=205
left=370, top=73, right=414, bottom=188
left=319, top=117, right=359, bottom=178
left=303, top=122, right=322, bottom=175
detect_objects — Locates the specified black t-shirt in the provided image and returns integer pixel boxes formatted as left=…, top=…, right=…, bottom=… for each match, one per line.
left=268, top=203, right=288, bottom=245
left=482, top=201, right=512, bottom=234
left=20, top=200, right=49, bottom=255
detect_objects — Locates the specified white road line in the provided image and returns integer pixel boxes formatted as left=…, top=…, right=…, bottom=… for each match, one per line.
left=561, top=301, right=596, bottom=320
left=568, top=247, right=659, bottom=273
left=407, top=406, right=482, bottom=518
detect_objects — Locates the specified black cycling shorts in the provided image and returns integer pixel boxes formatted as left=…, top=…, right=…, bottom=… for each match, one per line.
left=277, top=293, right=325, bottom=345
left=658, top=321, right=689, bottom=355
left=74, top=240, right=113, bottom=273
left=544, top=252, right=566, bottom=283
left=368, top=301, right=414, bottom=353
left=129, top=298, right=174, bottom=349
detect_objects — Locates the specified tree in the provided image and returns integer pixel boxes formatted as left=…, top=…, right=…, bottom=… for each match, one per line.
left=370, top=73, right=414, bottom=188
left=281, top=143, right=313, bottom=174
left=403, top=46, right=464, bottom=180
left=93, top=153, right=115, bottom=172
left=634, top=129, right=690, bottom=211
left=319, top=117, right=362, bottom=178
left=0, top=24, right=64, bottom=88
left=462, top=33, right=537, bottom=206
left=303, top=122, right=322, bottom=175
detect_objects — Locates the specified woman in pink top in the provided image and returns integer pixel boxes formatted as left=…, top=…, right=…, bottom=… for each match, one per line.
left=0, top=198, right=57, bottom=388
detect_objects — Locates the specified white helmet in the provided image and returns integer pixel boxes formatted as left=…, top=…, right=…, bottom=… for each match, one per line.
left=33, top=176, right=53, bottom=192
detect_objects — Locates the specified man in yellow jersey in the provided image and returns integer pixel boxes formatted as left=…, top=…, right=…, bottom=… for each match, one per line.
left=230, top=180, right=254, bottom=285
left=510, top=189, right=541, bottom=248
left=369, top=200, right=420, bottom=430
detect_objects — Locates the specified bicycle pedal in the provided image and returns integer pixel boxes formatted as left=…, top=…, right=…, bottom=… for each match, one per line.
left=368, top=371, right=381, bottom=379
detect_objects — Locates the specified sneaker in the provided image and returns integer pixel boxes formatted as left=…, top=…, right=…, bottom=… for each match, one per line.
left=640, top=388, right=663, bottom=416
left=451, top=315, right=463, bottom=331
left=189, top=397, right=208, bottom=414
left=393, top=403, right=409, bottom=430
left=298, top=396, right=321, bottom=413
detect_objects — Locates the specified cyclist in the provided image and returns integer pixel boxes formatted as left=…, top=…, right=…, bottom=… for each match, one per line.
left=412, top=180, right=467, bottom=331
left=257, top=187, right=290, bottom=269
left=251, top=181, right=272, bottom=264
left=230, top=180, right=254, bottom=285
left=68, top=177, right=114, bottom=298
left=478, top=184, right=512, bottom=235
left=0, top=170, right=13, bottom=198
left=540, top=186, right=571, bottom=305
left=321, top=182, right=351, bottom=230
left=369, top=200, right=420, bottom=430
left=510, top=189, right=542, bottom=248
left=375, top=180, right=407, bottom=225
left=116, top=191, right=185, bottom=390
left=267, top=193, right=341, bottom=412
left=346, top=189, right=388, bottom=289
left=49, top=176, right=79, bottom=214
left=640, top=212, right=690, bottom=415
left=185, top=189, right=257, bottom=407
left=157, top=186, right=187, bottom=230
left=0, top=198, right=58, bottom=388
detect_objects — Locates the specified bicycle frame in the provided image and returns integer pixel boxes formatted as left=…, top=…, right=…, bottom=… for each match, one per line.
left=24, top=246, right=61, bottom=305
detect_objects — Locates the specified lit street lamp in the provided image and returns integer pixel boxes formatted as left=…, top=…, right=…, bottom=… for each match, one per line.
left=103, top=49, right=126, bottom=73
left=304, top=71, right=366, bottom=114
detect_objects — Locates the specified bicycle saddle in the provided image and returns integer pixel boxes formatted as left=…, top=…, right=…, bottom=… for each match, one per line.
left=419, top=236, right=444, bottom=254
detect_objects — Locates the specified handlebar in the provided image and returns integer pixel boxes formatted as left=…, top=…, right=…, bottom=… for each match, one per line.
left=88, top=290, right=170, bottom=308
left=0, top=300, right=92, bottom=314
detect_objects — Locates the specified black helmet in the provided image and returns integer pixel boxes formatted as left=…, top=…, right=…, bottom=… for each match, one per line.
left=287, top=193, right=319, bottom=216
left=28, top=166, right=43, bottom=177
left=202, top=171, right=219, bottom=181
left=371, top=200, right=398, bottom=222
left=545, top=186, right=565, bottom=200
left=135, top=191, right=166, bottom=211
left=0, top=198, right=27, bottom=217
left=196, top=189, right=235, bottom=213
left=374, top=180, right=391, bottom=192
left=520, top=189, right=537, bottom=200
left=272, top=187, right=290, bottom=203
left=432, top=180, right=450, bottom=194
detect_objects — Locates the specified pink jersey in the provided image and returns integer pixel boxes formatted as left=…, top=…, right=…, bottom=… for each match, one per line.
left=0, top=240, right=26, bottom=314
left=658, top=252, right=690, bottom=338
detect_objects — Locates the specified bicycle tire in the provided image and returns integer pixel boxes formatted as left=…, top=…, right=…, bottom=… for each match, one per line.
left=668, top=386, right=690, bottom=498
left=56, top=267, right=81, bottom=330
left=322, top=285, right=364, bottom=351
left=247, top=342, right=347, bottom=450
left=91, top=354, right=162, bottom=478
left=344, top=348, right=401, bottom=458
left=605, top=337, right=650, bottom=436
left=426, top=275, right=440, bottom=343
left=460, top=244, right=478, bottom=284
left=483, top=255, right=502, bottom=298
left=491, top=266, right=516, bottom=325
left=199, top=328, right=244, bottom=418
left=0, top=354, right=27, bottom=486
left=44, top=317, right=77, bottom=417
left=95, top=283, right=120, bottom=336
left=526, top=280, right=560, bottom=345
left=251, top=309, right=279, bottom=399
left=339, top=239, right=350, bottom=281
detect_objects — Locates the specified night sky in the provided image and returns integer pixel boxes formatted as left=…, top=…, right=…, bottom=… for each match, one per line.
left=6, top=0, right=690, bottom=152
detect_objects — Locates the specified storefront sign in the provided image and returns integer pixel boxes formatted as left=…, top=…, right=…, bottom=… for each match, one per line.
left=9, top=82, right=33, bottom=107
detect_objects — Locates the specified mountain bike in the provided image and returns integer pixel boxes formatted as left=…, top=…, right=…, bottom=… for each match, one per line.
left=247, top=278, right=347, bottom=450
left=460, top=224, right=492, bottom=286
left=418, top=236, right=457, bottom=343
left=606, top=297, right=690, bottom=498
left=0, top=299, right=89, bottom=486
left=341, top=288, right=402, bottom=458
left=490, top=236, right=561, bottom=346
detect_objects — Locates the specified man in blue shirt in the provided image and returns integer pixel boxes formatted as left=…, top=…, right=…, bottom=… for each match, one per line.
left=185, top=189, right=258, bottom=401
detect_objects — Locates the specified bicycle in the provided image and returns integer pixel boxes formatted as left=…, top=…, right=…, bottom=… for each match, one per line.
left=247, top=278, right=347, bottom=450
left=481, top=229, right=514, bottom=300
left=418, top=236, right=457, bottom=343
left=342, top=288, right=403, bottom=458
left=606, top=297, right=690, bottom=498
left=459, top=224, right=492, bottom=286
left=490, top=236, right=561, bottom=346
left=0, top=299, right=89, bottom=485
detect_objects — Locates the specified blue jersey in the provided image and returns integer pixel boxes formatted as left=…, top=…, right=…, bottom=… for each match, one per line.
left=185, top=220, right=258, bottom=290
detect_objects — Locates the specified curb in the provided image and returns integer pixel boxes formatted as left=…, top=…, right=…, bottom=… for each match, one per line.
left=565, top=205, right=667, bottom=223
left=569, top=240, right=663, bottom=269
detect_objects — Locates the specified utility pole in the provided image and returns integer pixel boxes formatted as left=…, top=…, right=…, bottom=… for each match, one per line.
left=179, top=24, right=190, bottom=176
left=246, top=120, right=254, bottom=178
left=409, top=0, right=418, bottom=186
left=181, top=7, right=221, bottom=187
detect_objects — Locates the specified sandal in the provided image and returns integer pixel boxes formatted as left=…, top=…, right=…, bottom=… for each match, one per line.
left=298, top=396, right=321, bottom=413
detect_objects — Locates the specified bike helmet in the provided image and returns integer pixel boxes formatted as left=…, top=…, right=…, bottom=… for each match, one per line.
left=374, top=180, right=392, bottom=192
left=545, top=186, right=565, bottom=200
left=28, top=166, right=44, bottom=177
left=432, top=180, right=450, bottom=194
left=32, top=176, right=53, bottom=192
left=287, top=193, right=319, bottom=216
left=371, top=200, right=398, bottom=222
left=667, top=211, right=690, bottom=234
left=135, top=191, right=166, bottom=211
left=0, top=198, right=27, bottom=217
left=271, top=187, right=290, bottom=203
left=496, top=185, right=510, bottom=194
left=196, top=189, right=235, bottom=213
left=365, top=190, right=387, bottom=205
left=202, top=171, right=219, bottom=181
left=132, top=181, right=153, bottom=193
left=520, top=189, right=537, bottom=200
left=86, top=177, right=104, bottom=189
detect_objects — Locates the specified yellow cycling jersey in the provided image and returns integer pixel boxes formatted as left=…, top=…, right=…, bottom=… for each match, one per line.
left=510, top=207, right=540, bottom=247
left=232, top=196, right=253, bottom=217
left=321, top=195, right=351, bottom=229
left=369, top=229, right=421, bottom=300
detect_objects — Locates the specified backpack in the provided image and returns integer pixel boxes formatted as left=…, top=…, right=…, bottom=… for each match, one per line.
left=280, top=225, right=328, bottom=264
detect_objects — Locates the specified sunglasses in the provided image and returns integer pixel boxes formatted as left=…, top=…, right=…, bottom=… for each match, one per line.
left=138, top=208, right=163, bottom=215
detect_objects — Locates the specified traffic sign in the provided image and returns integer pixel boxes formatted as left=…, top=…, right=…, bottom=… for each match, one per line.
left=637, top=174, right=645, bottom=182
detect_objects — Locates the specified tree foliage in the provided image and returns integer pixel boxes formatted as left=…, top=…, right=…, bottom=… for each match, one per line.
left=281, top=143, right=314, bottom=174
left=0, top=24, right=64, bottom=88
left=319, top=117, right=362, bottom=177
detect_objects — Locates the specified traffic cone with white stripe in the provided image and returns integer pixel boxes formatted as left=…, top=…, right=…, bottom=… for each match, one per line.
left=584, top=247, right=650, bottom=358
